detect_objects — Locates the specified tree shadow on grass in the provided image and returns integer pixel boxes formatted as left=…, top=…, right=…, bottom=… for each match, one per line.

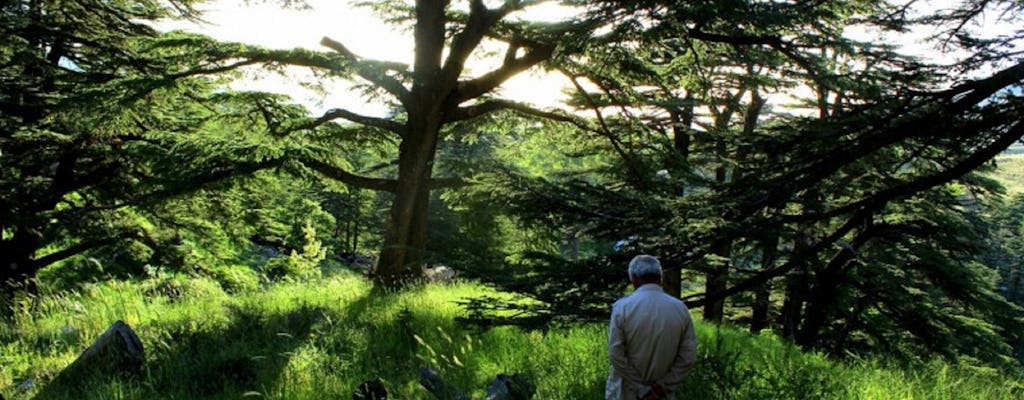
left=33, top=301, right=340, bottom=399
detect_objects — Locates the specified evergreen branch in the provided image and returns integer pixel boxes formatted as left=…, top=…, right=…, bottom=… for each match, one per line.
left=445, top=99, right=588, bottom=129
left=298, top=157, right=398, bottom=192
left=563, top=71, right=647, bottom=185
left=683, top=207, right=872, bottom=308
left=320, top=36, right=413, bottom=106
left=44, top=157, right=287, bottom=223
left=165, top=59, right=261, bottom=80
left=439, top=0, right=543, bottom=92
left=31, top=232, right=139, bottom=271
left=821, top=120, right=1024, bottom=220
left=687, top=27, right=823, bottom=88
left=737, top=61, right=1024, bottom=221
left=691, top=121, right=1024, bottom=308
left=455, top=44, right=555, bottom=102
left=284, top=107, right=404, bottom=136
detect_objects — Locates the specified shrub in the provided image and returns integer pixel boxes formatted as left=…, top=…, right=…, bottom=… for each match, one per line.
left=205, top=264, right=260, bottom=293
left=261, top=221, right=325, bottom=282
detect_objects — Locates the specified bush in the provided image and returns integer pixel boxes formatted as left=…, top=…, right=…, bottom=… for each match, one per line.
left=140, top=274, right=226, bottom=301
left=205, top=264, right=260, bottom=293
left=260, top=221, right=325, bottom=282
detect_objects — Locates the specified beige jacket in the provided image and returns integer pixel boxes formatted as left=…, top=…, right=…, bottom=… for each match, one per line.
left=606, top=284, right=698, bottom=400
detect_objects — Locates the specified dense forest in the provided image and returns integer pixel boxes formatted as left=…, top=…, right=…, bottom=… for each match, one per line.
left=3, top=0, right=1024, bottom=397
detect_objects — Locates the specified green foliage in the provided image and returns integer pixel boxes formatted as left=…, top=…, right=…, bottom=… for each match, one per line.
left=204, top=264, right=261, bottom=294
left=261, top=222, right=326, bottom=282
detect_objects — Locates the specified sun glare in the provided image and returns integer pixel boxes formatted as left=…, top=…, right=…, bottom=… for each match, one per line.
left=159, top=0, right=576, bottom=116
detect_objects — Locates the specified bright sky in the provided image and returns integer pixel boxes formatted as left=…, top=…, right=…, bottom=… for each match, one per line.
left=162, top=0, right=577, bottom=116
left=162, top=0, right=1020, bottom=118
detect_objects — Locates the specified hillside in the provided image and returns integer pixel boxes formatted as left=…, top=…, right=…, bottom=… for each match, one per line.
left=1, top=274, right=1021, bottom=399
left=993, top=153, right=1024, bottom=195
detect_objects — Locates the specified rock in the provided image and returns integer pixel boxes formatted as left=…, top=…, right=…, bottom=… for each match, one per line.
left=353, top=378, right=388, bottom=400
left=423, top=265, right=456, bottom=283
left=419, top=367, right=534, bottom=400
left=33, top=321, right=144, bottom=397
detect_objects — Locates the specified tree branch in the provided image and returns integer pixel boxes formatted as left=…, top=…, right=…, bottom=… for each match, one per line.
left=299, top=157, right=398, bottom=192
left=439, top=0, right=538, bottom=93
left=445, top=98, right=589, bottom=129
left=320, top=36, right=413, bottom=106
left=31, top=232, right=139, bottom=271
left=283, top=107, right=404, bottom=136
left=684, top=207, right=871, bottom=307
left=821, top=120, right=1024, bottom=220
left=455, top=44, right=555, bottom=102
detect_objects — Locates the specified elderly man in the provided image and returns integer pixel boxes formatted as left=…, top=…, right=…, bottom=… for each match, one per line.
left=606, top=255, right=698, bottom=400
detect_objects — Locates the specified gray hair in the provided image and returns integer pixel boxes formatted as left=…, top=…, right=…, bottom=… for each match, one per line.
left=628, top=255, right=662, bottom=280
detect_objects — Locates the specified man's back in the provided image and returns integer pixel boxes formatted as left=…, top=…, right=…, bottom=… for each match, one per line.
left=607, top=284, right=696, bottom=399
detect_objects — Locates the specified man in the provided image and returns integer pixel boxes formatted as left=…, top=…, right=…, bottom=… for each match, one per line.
left=606, top=255, right=698, bottom=400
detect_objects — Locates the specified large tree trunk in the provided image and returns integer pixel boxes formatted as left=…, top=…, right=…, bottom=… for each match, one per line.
left=779, top=264, right=809, bottom=340
left=663, top=265, right=682, bottom=299
left=374, top=114, right=442, bottom=288
left=704, top=163, right=731, bottom=323
left=750, top=233, right=778, bottom=333
left=796, top=227, right=871, bottom=347
left=703, top=259, right=728, bottom=323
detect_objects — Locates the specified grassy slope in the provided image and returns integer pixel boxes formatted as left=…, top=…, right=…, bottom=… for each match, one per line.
left=992, top=154, right=1024, bottom=195
left=2, top=274, right=1022, bottom=399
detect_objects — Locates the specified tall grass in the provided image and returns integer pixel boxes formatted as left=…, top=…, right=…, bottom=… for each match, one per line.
left=2, top=274, right=1021, bottom=399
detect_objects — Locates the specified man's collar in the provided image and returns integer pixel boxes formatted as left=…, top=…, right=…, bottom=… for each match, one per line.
left=635, top=283, right=663, bottom=292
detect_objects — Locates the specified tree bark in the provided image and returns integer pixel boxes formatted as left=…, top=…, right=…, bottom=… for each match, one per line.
left=703, top=253, right=728, bottom=323
left=703, top=163, right=731, bottom=323
left=750, top=282, right=772, bottom=333
left=778, top=265, right=809, bottom=340
left=374, top=105, right=443, bottom=287
left=663, top=265, right=682, bottom=299
left=0, top=228, right=43, bottom=304
left=797, top=226, right=872, bottom=347
left=750, top=232, right=778, bottom=334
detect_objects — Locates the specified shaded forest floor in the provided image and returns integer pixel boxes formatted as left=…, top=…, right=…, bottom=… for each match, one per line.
left=2, top=272, right=1022, bottom=399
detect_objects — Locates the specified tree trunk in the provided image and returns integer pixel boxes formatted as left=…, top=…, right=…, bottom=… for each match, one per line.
left=374, top=115, right=441, bottom=288
left=704, top=163, right=731, bottom=323
left=750, top=231, right=778, bottom=333
left=750, top=282, right=772, bottom=333
left=0, top=228, right=42, bottom=305
left=703, top=259, right=728, bottom=323
left=663, top=265, right=682, bottom=299
left=797, top=227, right=871, bottom=347
left=779, top=265, right=809, bottom=340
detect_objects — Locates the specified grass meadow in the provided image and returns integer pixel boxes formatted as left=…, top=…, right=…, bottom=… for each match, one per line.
left=992, top=154, right=1024, bottom=195
left=2, top=272, right=1022, bottom=399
